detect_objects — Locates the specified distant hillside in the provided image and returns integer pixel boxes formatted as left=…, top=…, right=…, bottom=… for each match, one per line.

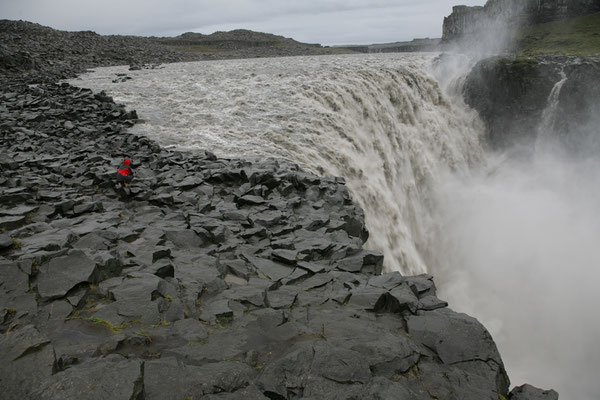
left=335, top=38, right=441, bottom=54
left=0, top=20, right=350, bottom=82
left=0, top=20, right=198, bottom=79
left=157, top=28, right=348, bottom=57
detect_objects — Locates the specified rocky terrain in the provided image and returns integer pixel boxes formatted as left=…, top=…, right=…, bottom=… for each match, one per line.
left=0, top=20, right=348, bottom=84
left=0, top=17, right=560, bottom=400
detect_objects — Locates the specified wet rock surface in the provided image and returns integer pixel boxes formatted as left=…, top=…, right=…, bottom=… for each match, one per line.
left=463, top=55, right=600, bottom=150
left=0, top=79, right=525, bottom=399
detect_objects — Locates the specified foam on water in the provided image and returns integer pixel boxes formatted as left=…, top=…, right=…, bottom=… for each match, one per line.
left=70, top=53, right=484, bottom=275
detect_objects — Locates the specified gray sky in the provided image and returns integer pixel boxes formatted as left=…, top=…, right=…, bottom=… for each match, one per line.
left=1, top=0, right=486, bottom=45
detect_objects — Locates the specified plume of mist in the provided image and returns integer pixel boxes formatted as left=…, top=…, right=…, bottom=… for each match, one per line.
left=432, top=0, right=536, bottom=95
left=429, top=2, right=600, bottom=397
left=430, top=131, right=600, bottom=399
left=442, top=0, right=536, bottom=56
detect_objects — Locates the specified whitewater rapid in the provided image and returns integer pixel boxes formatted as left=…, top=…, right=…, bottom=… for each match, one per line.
left=70, top=53, right=484, bottom=275
left=70, top=53, right=600, bottom=399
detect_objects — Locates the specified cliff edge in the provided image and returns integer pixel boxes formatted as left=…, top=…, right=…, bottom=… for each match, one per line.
left=444, top=0, right=600, bottom=149
left=443, top=0, right=600, bottom=42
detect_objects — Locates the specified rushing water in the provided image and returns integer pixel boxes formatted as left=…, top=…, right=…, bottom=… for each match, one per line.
left=70, top=54, right=599, bottom=399
left=70, top=54, right=484, bottom=275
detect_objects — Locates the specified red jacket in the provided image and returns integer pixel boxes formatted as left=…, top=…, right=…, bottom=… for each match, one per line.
left=117, top=161, right=134, bottom=177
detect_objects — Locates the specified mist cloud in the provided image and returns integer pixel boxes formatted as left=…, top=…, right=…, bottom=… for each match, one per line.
left=431, top=141, right=600, bottom=399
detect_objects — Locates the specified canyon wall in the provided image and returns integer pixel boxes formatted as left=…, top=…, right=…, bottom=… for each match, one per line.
left=443, top=0, right=600, bottom=42
left=463, top=56, right=600, bottom=150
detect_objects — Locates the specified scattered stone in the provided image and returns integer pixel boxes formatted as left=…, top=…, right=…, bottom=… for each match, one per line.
left=33, top=354, right=142, bottom=400
left=0, top=234, right=13, bottom=249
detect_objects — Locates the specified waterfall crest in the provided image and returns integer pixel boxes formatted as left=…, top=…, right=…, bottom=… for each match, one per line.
left=71, top=54, right=485, bottom=274
left=71, top=52, right=600, bottom=398
left=535, top=70, right=568, bottom=152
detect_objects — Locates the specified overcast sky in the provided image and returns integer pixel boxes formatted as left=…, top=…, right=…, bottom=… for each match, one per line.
left=1, top=0, right=486, bottom=45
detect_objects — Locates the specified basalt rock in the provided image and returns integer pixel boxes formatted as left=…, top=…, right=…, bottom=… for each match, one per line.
left=463, top=55, right=600, bottom=151
left=509, top=384, right=560, bottom=400
left=443, top=0, right=600, bottom=43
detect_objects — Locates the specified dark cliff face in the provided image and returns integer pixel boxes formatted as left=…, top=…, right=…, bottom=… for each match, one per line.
left=443, top=0, right=600, bottom=42
left=554, top=60, right=600, bottom=152
left=463, top=56, right=600, bottom=150
left=463, top=57, right=561, bottom=147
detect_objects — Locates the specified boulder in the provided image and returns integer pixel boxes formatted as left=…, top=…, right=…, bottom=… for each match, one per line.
left=509, top=384, right=559, bottom=400
left=165, top=229, right=204, bottom=248
left=33, top=354, right=142, bottom=400
left=244, top=255, right=293, bottom=282
left=406, top=308, right=505, bottom=366
left=36, top=250, right=97, bottom=300
left=0, top=325, right=56, bottom=399
left=0, top=233, right=14, bottom=249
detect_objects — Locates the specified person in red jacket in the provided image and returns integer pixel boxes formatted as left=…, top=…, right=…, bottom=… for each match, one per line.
left=116, top=158, right=134, bottom=187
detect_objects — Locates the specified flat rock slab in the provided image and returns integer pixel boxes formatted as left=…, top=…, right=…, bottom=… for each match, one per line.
left=0, top=215, right=27, bottom=230
left=266, top=286, right=298, bottom=309
left=406, top=308, right=502, bottom=366
left=0, top=325, right=55, bottom=399
left=110, top=272, right=162, bottom=323
left=73, top=232, right=110, bottom=250
left=312, top=342, right=372, bottom=384
left=144, top=358, right=256, bottom=400
left=348, top=286, right=388, bottom=310
left=0, top=260, right=29, bottom=295
left=19, top=228, right=74, bottom=253
left=33, top=354, right=142, bottom=400
left=245, top=255, right=293, bottom=282
left=0, top=233, right=13, bottom=249
left=37, top=250, right=97, bottom=300
left=0, top=205, right=38, bottom=216
left=165, top=229, right=204, bottom=248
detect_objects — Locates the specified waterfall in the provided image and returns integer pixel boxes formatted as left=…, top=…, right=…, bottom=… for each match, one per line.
left=70, top=54, right=485, bottom=275
left=535, top=69, right=568, bottom=151
left=430, top=65, right=600, bottom=400
left=70, top=54, right=600, bottom=398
